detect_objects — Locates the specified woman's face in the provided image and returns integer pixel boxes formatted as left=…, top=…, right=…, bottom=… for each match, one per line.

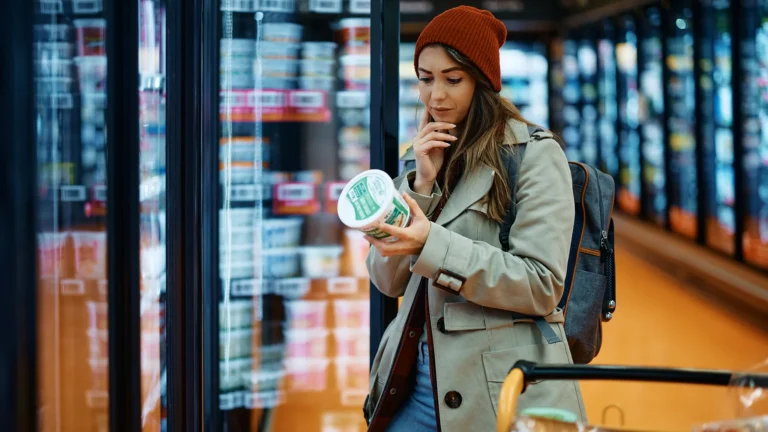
left=417, top=45, right=476, bottom=127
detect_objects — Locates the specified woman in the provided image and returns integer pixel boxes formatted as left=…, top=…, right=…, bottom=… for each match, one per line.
left=362, top=5, right=586, bottom=432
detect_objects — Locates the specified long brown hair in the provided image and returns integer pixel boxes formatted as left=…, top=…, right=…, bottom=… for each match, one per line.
left=429, top=44, right=537, bottom=223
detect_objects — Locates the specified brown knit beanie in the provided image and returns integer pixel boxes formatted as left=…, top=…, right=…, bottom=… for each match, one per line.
left=414, top=6, right=507, bottom=92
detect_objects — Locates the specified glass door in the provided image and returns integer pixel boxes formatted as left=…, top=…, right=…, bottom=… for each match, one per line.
left=562, top=38, right=582, bottom=161
left=666, top=0, right=698, bottom=240
left=598, top=19, right=619, bottom=178
left=616, top=14, right=642, bottom=216
left=740, top=0, right=768, bottom=269
left=577, top=34, right=599, bottom=167
left=639, top=6, right=667, bottom=227
left=499, top=41, right=550, bottom=129
left=215, top=1, right=372, bottom=430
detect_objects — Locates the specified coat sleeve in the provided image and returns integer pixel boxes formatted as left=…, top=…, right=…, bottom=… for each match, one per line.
left=410, top=139, right=575, bottom=316
left=366, top=170, right=443, bottom=298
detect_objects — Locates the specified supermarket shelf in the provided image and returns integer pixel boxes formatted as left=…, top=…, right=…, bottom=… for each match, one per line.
left=614, top=212, right=768, bottom=328
left=220, top=89, right=332, bottom=123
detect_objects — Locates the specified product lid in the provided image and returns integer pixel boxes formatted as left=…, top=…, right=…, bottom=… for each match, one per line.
left=519, top=408, right=579, bottom=423
left=337, top=169, right=395, bottom=229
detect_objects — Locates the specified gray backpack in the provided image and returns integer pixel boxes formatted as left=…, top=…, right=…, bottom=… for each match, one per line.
left=500, top=125, right=617, bottom=364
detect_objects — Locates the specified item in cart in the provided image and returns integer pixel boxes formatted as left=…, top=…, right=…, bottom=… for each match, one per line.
left=261, top=23, right=303, bottom=43
left=71, top=231, right=107, bottom=279
left=87, top=328, right=109, bottom=360
left=74, top=56, right=107, bottom=94
left=336, top=18, right=370, bottom=55
left=300, top=245, right=343, bottom=278
left=285, top=328, right=328, bottom=359
left=302, top=42, right=337, bottom=60
left=86, top=301, right=108, bottom=331
left=334, top=357, right=368, bottom=390
left=73, top=19, right=106, bottom=57
left=333, top=299, right=368, bottom=328
left=219, top=328, right=253, bottom=359
left=284, top=299, right=327, bottom=329
left=261, top=247, right=301, bottom=278
left=333, top=328, right=369, bottom=358
left=285, top=357, right=330, bottom=391
left=262, top=218, right=304, bottom=248
left=337, top=169, right=412, bottom=241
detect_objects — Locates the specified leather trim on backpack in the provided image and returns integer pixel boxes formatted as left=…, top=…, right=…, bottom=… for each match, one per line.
left=563, top=162, right=590, bottom=318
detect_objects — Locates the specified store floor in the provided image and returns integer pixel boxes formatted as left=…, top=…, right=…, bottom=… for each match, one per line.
left=580, top=242, right=768, bottom=430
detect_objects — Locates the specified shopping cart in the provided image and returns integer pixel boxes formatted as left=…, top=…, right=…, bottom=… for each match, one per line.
left=496, top=360, right=768, bottom=432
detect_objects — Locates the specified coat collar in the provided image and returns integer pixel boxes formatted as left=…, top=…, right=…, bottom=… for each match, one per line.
left=400, top=118, right=534, bottom=226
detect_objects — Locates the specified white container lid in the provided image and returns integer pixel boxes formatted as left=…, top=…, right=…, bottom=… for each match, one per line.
left=337, top=169, right=395, bottom=229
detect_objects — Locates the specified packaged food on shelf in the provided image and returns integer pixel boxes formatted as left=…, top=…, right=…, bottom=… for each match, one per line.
left=35, top=77, right=74, bottom=94
left=86, top=301, right=108, bottom=331
left=298, top=0, right=342, bottom=13
left=35, top=42, right=75, bottom=60
left=257, top=76, right=297, bottom=90
left=219, top=300, right=253, bottom=329
left=249, top=369, right=285, bottom=393
left=220, top=243, right=256, bottom=264
left=71, top=231, right=107, bottom=279
left=300, top=245, right=343, bottom=278
left=333, top=299, right=369, bottom=328
left=338, top=106, right=368, bottom=127
left=300, top=59, right=335, bottom=77
left=339, top=125, right=370, bottom=146
left=74, top=56, right=107, bottom=93
left=35, top=59, right=73, bottom=78
left=340, top=162, right=369, bottom=182
left=35, top=24, right=70, bottom=42
left=258, top=59, right=299, bottom=78
left=262, top=23, right=303, bottom=43
left=38, top=231, right=69, bottom=279
left=285, top=328, right=329, bottom=359
left=220, top=226, right=255, bottom=249
left=324, top=182, right=347, bottom=214
left=220, top=259, right=255, bottom=280
left=219, top=328, right=253, bottom=359
left=344, top=228, right=369, bottom=277
left=89, top=358, right=109, bottom=392
left=220, top=38, right=256, bottom=59
left=334, top=356, right=369, bottom=389
left=73, top=19, right=106, bottom=56
left=285, top=357, right=330, bottom=392
left=219, top=161, right=257, bottom=184
left=333, top=328, right=369, bottom=358
left=259, top=343, right=287, bottom=369
left=336, top=18, right=370, bottom=52
left=219, top=208, right=257, bottom=229
left=258, top=41, right=301, bottom=60
left=87, top=328, right=109, bottom=360
left=340, top=54, right=370, bottom=81
left=298, top=76, right=335, bottom=92
left=326, top=277, right=360, bottom=295
left=271, top=277, right=310, bottom=299
left=337, top=169, right=412, bottom=241
left=273, top=182, right=320, bottom=215
left=262, top=247, right=301, bottom=278
left=284, top=299, right=328, bottom=329
left=262, top=218, right=304, bottom=248
left=302, top=42, right=337, bottom=60
left=220, top=358, right=252, bottom=392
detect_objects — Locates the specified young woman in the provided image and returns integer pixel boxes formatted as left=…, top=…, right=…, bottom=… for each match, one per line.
left=362, top=5, right=586, bottom=432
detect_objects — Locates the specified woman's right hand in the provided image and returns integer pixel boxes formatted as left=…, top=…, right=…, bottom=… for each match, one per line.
left=412, top=108, right=456, bottom=195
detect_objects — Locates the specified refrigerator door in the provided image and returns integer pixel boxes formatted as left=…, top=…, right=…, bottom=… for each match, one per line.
left=578, top=36, right=599, bottom=167
left=740, top=0, right=768, bottom=269
left=216, top=2, right=372, bottom=430
left=699, top=0, right=736, bottom=255
left=639, top=6, right=667, bottom=227
left=563, top=38, right=583, bottom=161
left=598, top=20, right=619, bottom=179
left=616, top=14, right=642, bottom=216
left=665, top=0, right=698, bottom=240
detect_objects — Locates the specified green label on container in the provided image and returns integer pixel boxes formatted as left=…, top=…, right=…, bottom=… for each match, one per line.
left=347, top=176, right=383, bottom=220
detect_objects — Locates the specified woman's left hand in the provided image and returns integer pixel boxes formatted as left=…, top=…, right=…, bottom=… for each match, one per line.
left=366, top=193, right=432, bottom=257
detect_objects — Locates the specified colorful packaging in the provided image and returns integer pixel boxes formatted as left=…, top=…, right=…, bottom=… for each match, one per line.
left=337, top=169, right=411, bottom=241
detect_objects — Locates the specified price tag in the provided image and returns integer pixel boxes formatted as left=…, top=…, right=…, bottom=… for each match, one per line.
left=221, top=90, right=251, bottom=108
left=61, top=279, right=85, bottom=296
left=61, top=185, right=87, bottom=202
left=273, top=183, right=319, bottom=215
left=399, top=0, right=434, bottom=14
left=289, top=90, right=325, bottom=109
left=93, top=185, right=107, bottom=202
left=349, top=0, right=370, bottom=13
left=327, top=277, right=358, bottom=295
left=231, top=184, right=263, bottom=202
left=221, top=0, right=256, bottom=11
left=258, top=0, right=295, bottom=12
left=39, top=0, right=63, bottom=14
left=73, top=0, right=102, bottom=13
left=231, top=279, right=262, bottom=296
left=251, top=90, right=286, bottom=108
left=219, top=392, right=244, bottom=411
left=324, top=181, right=347, bottom=214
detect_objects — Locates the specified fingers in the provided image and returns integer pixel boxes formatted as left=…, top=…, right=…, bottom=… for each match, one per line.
left=415, top=141, right=451, bottom=155
left=375, top=222, right=407, bottom=239
left=418, top=107, right=430, bottom=132
left=402, top=193, right=426, bottom=218
left=417, top=122, right=455, bottom=138
left=417, top=131, right=457, bottom=144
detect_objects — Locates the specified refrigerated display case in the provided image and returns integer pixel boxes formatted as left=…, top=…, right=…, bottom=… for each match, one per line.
left=214, top=1, right=372, bottom=431
left=639, top=6, right=667, bottom=227
left=562, top=38, right=582, bottom=161
left=699, top=0, right=735, bottom=255
left=666, top=0, right=698, bottom=240
left=616, top=14, right=642, bottom=216
left=598, top=19, right=619, bottom=179
left=739, top=0, right=768, bottom=269
left=577, top=35, right=599, bottom=167
left=500, top=41, right=550, bottom=128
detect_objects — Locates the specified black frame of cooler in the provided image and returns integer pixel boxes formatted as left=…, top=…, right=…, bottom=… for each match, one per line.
left=199, top=0, right=402, bottom=430
left=0, top=0, right=200, bottom=430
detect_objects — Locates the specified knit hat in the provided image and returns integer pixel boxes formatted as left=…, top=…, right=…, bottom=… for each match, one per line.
left=414, top=6, right=507, bottom=92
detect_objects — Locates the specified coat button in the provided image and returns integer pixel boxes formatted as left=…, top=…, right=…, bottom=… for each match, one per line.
left=444, top=391, right=462, bottom=408
left=437, top=317, right=446, bottom=334
left=408, top=331, right=416, bottom=338
left=389, top=388, right=397, bottom=395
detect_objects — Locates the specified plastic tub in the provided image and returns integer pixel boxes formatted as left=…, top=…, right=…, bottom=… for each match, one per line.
left=71, top=231, right=107, bottom=279
left=219, top=328, right=253, bottom=359
left=219, top=300, right=253, bottom=330
left=87, top=328, right=109, bottom=359
left=36, top=77, right=74, bottom=94
left=220, top=358, right=252, bottom=391
left=219, top=260, right=254, bottom=280
left=337, top=169, right=412, bottom=241
left=271, top=278, right=310, bottom=299
left=299, top=76, right=335, bottom=92
left=219, top=208, right=257, bottom=229
left=86, top=301, right=108, bottom=331
left=344, top=229, right=369, bottom=277
left=340, top=55, right=370, bottom=81
left=333, top=299, right=369, bottom=328
left=74, top=56, right=107, bottom=93
left=285, top=358, right=329, bottom=391
left=257, top=76, right=297, bottom=90
left=220, top=38, right=256, bottom=53
left=219, top=227, right=255, bottom=249
left=35, top=42, right=75, bottom=60
left=262, top=218, right=303, bottom=248
left=35, top=59, right=73, bottom=78
left=249, top=369, right=285, bottom=393
left=284, top=299, right=327, bottom=329
left=219, top=137, right=268, bottom=163
left=334, top=356, right=369, bottom=389
left=262, top=248, right=301, bottom=278
left=333, top=328, right=369, bottom=358
left=301, top=42, right=337, bottom=60
left=262, top=23, right=303, bottom=43
left=258, top=41, right=300, bottom=60
left=35, top=24, right=70, bottom=42
left=73, top=19, right=106, bottom=56
left=258, top=59, right=299, bottom=78
left=300, top=59, right=335, bottom=77
left=285, top=328, right=328, bottom=359
left=299, top=246, right=343, bottom=278
left=336, top=18, right=370, bottom=47
left=37, top=232, right=69, bottom=279
left=219, top=161, right=256, bottom=184
left=220, top=74, right=254, bottom=89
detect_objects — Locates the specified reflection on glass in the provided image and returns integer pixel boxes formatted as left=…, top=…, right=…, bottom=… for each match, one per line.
left=700, top=0, right=735, bottom=254
left=34, top=0, right=110, bottom=430
left=616, top=15, right=641, bottom=216
left=639, top=7, right=667, bottom=226
left=138, top=0, right=167, bottom=430
left=578, top=38, right=598, bottom=166
left=563, top=39, right=582, bottom=161
left=598, top=21, right=618, bottom=178
left=217, top=2, right=371, bottom=430
left=666, top=0, right=698, bottom=240
left=741, top=0, right=768, bottom=268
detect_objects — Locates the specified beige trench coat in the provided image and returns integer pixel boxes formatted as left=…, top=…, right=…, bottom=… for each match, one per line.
left=364, top=118, right=587, bottom=431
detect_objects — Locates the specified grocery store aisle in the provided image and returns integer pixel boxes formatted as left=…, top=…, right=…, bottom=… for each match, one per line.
left=580, top=242, right=768, bottom=430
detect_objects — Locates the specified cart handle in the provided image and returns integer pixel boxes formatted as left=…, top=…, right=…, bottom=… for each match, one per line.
left=496, top=361, right=768, bottom=432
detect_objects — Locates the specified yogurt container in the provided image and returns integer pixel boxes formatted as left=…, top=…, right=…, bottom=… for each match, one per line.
left=337, top=169, right=411, bottom=241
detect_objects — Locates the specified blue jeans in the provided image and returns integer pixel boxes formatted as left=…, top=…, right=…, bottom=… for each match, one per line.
left=386, top=341, right=438, bottom=431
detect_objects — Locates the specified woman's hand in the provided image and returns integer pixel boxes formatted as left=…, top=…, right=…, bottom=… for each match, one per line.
left=413, top=108, right=456, bottom=194
left=366, top=193, right=432, bottom=257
